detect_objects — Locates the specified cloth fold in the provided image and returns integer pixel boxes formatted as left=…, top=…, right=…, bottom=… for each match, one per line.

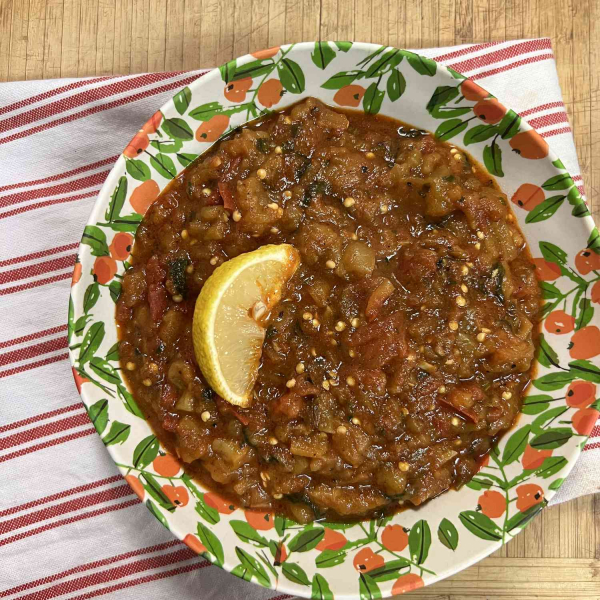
left=0, top=38, right=596, bottom=599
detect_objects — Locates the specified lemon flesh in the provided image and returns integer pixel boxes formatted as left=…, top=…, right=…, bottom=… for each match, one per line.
left=192, top=244, right=300, bottom=407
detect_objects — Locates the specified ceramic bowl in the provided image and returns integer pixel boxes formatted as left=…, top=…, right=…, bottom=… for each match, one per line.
left=68, top=41, right=600, bottom=599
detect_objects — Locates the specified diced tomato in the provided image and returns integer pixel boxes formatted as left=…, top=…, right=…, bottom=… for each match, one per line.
left=146, top=255, right=167, bottom=285
left=218, top=181, right=236, bottom=211
left=148, top=283, right=168, bottom=321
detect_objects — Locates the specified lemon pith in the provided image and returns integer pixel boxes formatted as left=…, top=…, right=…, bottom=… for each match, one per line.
left=192, top=244, right=300, bottom=407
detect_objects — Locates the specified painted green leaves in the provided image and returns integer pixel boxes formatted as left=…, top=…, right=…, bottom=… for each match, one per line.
left=437, top=518, right=459, bottom=551
left=459, top=511, right=503, bottom=541
left=81, top=226, right=109, bottom=257
left=312, top=42, right=337, bottom=69
left=278, top=58, right=305, bottom=94
left=426, top=81, right=522, bottom=177
left=408, top=520, right=431, bottom=564
left=322, top=46, right=413, bottom=114
left=173, top=86, right=192, bottom=115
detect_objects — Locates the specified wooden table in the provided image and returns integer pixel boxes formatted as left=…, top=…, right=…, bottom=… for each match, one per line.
left=1, top=1, right=599, bottom=598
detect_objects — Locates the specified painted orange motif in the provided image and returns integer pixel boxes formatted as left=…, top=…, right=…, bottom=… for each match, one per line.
left=315, top=528, right=347, bottom=551
left=478, top=490, right=506, bottom=518
left=142, top=111, right=163, bottom=134
left=125, top=474, right=145, bottom=500
left=224, top=77, right=252, bottom=102
left=152, top=453, right=180, bottom=477
left=204, top=492, right=236, bottom=514
left=71, top=261, right=82, bottom=287
left=572, top=408, right=599, bottom=435
left=522, top=445, right=552, bottom=470
left=353, top=547, right=385, bottom=573
left=183, top=533, right=206, bottom=554
left=72, top=366, right=89, bottom=393
left=123, top=131, right=150, bottom=159
left=473, top=98, right=507, bottom=124
left=274, top=542, right=287, bottom=565
left=516, top=484, right=544, bottom=512
left=511, top=184, right=545, bottom=211
left=257, top=79, right=284, bottom=108
left=461, top=80, right=488, bottom=101
left=381, top=524, right=409, bottom=552
left=575, top=249, right=600, bottom=275
left=161, top=484, right=189, bottom=507
left=569, top=326, right=600, bottom=360
left=591, top=281, right=600, bottom=304
left=130, top=179, right=160, bottom=215
left=333, top=85, right=366, bottom=107
left=93, top=256, right=118, bottom=284
left=392, top=573, right=424, bottom=595
left=109, top=232, right=134, bottom=261
left=566, top=380, right=596, bottom=408
left=251, top=46, right=280, bottom=59
left=532, top=258, right=561, bottom=281
left=544, top=310, right=576, bottom=335
left=196, top=114, right=230, bottom=142
left=509, top=130, right=549, bottom=159
left=244, top=509, right=274, bottom=530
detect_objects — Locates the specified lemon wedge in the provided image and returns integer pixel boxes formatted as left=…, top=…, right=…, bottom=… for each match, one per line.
left=192, top=244, right=300, bottom=407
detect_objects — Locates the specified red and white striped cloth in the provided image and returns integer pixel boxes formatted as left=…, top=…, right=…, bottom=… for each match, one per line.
left=0, top=39, right=595, bottom=599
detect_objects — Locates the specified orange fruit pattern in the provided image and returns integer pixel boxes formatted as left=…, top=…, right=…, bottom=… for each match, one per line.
left=473, top=98, right=506, bottom=124
left=566, top=380, right=596, bottom=408
left=381, top=524, right=408, bottom=552
left=353, top=547, right=384, bottom=573
left=93, top=256, right=117, bottom=284
left=333, top=85, right=367, bottom=107
left=478, top=490, right=506, bottom=518
left=258, top=79, right=284, bottom=108
left=522, top=445, right=552, bottom=470
left=575, top=249, right=600, bottom=275
left=316, top=528, right=347, bottom=551
left=152, top=453, right=180, bottom=477
left=532, top=258, right=561, bottom=281
left=544, top=310, right=575, bottom=335
left=509, top=130, right=549, bottom=159
left=461, top=80, right=488, bottom=101
left=224, top=77, right=252, bottom=102
left=516, top=484, right=544, bottom=512
left=109, top=232, right=133, bottom=261
left=569, top=326, right=600, bottom=360
left=196, top=114, right=230, bottom=142
left=244, top=509, right=274, bottom=530
left=204, top=492, right=237, bottom=514
left=130, top=179, right=160, bottom=215
left=511, top=184, right=545, bottom=211
left=392, top=573, right=424, bottom=595
left=123, top=131, right=149, bottom=159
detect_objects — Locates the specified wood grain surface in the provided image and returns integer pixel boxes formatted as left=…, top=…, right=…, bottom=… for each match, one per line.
left=1, top=1, right=599, bottom=598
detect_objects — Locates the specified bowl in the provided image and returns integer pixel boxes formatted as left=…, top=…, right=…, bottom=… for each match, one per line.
left=68, top=41, right=600, bottom=598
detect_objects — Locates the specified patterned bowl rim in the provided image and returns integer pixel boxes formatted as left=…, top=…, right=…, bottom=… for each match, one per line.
left=68, top=41, right=599, bottom=599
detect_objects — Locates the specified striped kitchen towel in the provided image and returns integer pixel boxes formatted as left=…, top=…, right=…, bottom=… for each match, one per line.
left=0, top=38, right=594, bottom=600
